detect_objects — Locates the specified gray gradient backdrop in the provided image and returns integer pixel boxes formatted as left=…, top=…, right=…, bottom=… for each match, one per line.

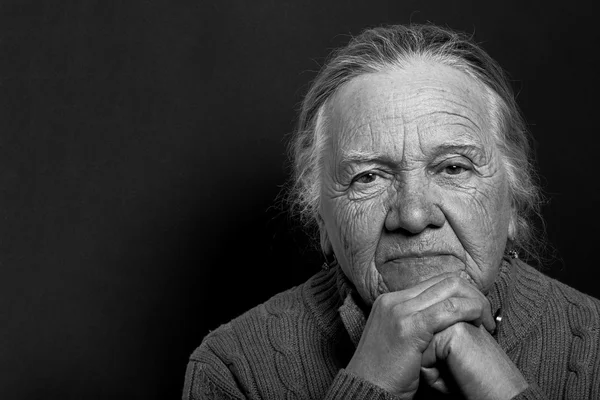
left=1, top=1, right=598, bottom=399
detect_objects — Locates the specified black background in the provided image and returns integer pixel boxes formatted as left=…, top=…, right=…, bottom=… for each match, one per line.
left=1, top=1, right=598, bottom=399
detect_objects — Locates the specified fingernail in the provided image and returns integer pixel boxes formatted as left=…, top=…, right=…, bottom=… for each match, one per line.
left=458, top=270, right=473, bottom=283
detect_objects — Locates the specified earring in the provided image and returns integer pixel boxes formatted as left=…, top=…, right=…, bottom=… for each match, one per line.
left=491, top=308, right=502, bottom=336
left=322, top=252, right=337, bottom=271
left=508, top=249, right=519, bottom=259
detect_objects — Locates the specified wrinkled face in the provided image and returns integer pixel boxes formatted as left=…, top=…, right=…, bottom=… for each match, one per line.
left=319, top=60, right=515, bottom=305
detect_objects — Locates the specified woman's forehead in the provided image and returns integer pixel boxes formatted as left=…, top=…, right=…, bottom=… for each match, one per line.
left=326, top=61, right=495, bottom=155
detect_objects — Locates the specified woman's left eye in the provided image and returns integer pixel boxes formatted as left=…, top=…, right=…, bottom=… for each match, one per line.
left=442, top=163, right=471, bottom=175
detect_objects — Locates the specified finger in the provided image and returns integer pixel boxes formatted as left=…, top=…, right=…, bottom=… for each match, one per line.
left=403, top=277, right=495, bottom=332
left=378, top=271, right=462, bottom=304
left=415, top=296, right=496, bottom=336
left=421, top=335, right=439, bottom=369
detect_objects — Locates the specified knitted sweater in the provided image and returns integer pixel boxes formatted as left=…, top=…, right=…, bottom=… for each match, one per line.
left=183, top=258, right=600, bottom=399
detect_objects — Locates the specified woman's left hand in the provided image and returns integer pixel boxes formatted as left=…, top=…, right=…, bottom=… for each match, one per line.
left=421, top=322, right=529, bottom=400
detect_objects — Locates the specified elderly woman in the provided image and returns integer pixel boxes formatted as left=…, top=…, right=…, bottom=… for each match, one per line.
left=183, top=24, right=600, bottom=399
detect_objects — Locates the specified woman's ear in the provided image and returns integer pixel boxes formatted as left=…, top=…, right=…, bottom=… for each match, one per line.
left=508, top=211, right=517, bottom=241
left=318, top=216, right=334, bottom=258
left=319, top=226, right=334, bottom=257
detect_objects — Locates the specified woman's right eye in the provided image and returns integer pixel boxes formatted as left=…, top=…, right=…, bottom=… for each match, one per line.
left=353, top=172, right=377, bottom=185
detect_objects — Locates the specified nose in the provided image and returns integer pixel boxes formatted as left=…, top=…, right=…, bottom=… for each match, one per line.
left=384, top=176, right=445, bottom=235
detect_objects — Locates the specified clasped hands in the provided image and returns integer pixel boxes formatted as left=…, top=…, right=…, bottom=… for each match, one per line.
left=346, top=272, right=528, bottom=400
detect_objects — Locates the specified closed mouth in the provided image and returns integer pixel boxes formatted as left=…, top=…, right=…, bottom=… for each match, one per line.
left=386, top=252, right=455, bottom=262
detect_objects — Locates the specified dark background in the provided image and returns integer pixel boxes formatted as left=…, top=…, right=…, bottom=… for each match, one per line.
left=1, top=1, right=598, bottom=399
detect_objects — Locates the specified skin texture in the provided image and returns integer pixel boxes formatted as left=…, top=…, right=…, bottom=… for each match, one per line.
left=318, top=59, right=527, bottom=399
left=320, top=60, right=514, bottom=305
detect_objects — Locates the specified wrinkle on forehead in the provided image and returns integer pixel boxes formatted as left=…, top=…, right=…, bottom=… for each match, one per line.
left=325, top=61, right=495, bottom=165
left=336, top=83, right=487, bottom=133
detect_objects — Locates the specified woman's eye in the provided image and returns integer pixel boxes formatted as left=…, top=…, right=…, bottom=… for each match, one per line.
left=353, top=172, right=377, bottom=184
left=444, top=164, right=469, bottom=175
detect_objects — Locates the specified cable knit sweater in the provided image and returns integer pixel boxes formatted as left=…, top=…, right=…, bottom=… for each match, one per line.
left=183, top=258, right=600, bottom=399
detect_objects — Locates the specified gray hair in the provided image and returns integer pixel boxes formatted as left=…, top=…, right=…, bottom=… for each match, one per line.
left=286, top=23, right=545, bottom=265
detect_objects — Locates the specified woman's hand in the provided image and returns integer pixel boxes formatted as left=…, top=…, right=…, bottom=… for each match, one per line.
left=345, top=272, right=496, bottom=399
left=421, top=322, right=528, bottom=400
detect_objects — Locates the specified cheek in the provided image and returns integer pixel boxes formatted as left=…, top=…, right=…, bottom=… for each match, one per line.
left=329, top=199, right=385, bottom=260
left=452, top=177, right=509, bottom=233
left=325, top=198, right=388, bottom=303
left=444, top=179, right=511, bottom=288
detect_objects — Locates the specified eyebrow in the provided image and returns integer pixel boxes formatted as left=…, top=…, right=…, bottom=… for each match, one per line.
left=429, top=143, right=487, bottom=160
left=338, top=143, right=487, bottom=168
left=338, top=150, right=398, bottom=169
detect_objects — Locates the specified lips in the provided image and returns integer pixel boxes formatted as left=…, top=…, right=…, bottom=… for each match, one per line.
left=382, top=253, right=462, bottom=267
left=377, top=250, right=459, bottom=266
left=387, top=251, right=453, bottom=260
left=374, top=235, right=460, bottom=266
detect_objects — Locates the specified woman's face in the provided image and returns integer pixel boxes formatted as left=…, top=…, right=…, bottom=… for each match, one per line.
left=319, top=60, right=515, bottom=305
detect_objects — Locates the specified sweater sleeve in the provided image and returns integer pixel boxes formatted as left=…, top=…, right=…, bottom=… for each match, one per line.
left=323, top=369, right=407, bottom=400
left=184, top=343, right=408, bottom=400
left=182, top=350, right=247, bottom=400
left=324, top=370, right=551, bottom=400
left=183, top=346, right=405, bottom=400
left=183, top=322, right=257, bottom=400
left=510, top=384, right=548, bottom=400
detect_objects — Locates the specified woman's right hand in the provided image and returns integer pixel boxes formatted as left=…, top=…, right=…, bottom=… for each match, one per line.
left=345, top=272, right=496, bottom=399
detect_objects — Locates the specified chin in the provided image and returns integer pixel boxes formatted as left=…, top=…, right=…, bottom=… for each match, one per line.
left=349, top=265, right=390, bottom=305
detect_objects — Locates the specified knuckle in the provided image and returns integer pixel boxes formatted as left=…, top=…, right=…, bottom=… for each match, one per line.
left=445, top=276, right=462, bottom=288
left=391, top=303, right=406, bottom=320
left=390, top=312, right=409, bottom=336
left=401, top=315, right=424, bottom=339
left=439, top=276, right=462, bottom=294
left=448, top=321, right=469, bottom=335
left=484, top=299, right=492, bottom=314
left=442, top=297, right=458, bottom=314
left=476, top=298, right=489, bottom=315
left=374, top=292, right=392, bottom=309
left=392, top=314, right=407, bottom=332
left=410, top=311, right=429, bottom=333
